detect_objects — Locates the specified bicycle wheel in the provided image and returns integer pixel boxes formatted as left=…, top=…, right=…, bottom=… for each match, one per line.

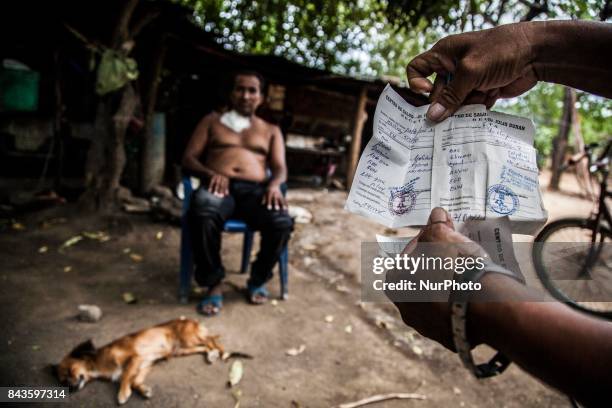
left=533, top=218, right=612, bottom=318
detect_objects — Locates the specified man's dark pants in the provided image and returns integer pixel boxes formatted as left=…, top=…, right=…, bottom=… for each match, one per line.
left=189, top=179, right=293, bottom=289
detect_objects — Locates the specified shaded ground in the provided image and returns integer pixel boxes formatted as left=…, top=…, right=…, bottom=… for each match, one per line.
left=0, top=172, right=593, bottom=407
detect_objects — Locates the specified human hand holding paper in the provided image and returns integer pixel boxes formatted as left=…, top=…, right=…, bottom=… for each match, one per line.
left=345, top=84, right=547, bottom=233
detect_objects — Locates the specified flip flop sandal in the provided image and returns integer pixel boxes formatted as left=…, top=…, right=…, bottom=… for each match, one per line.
left=197, top=294, right=223, bottom=316
left=247, top=284, right=269, bottom=305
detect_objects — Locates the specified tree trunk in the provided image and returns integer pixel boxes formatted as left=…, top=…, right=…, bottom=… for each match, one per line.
left=346, top=87, right=368, bottom=189
left=79, top=0, right=144, bottom=211
left=549, top=86, right=573, bottom=190
left=571, top=92, right=595, bottom=199
left=81, top=85, right=138, bottom=211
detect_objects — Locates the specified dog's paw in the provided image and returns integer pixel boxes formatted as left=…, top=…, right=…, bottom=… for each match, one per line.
left=136, top=385, right=153, bottom=399
left=117, top=390, right=131, bottom=405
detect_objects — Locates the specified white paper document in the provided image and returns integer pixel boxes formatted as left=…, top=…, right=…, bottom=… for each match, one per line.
left=346, top=84, right=547, bottom=233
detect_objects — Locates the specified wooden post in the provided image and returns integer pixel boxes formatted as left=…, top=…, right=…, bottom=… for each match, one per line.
left=346, top=87, right=368, bottom=189
left=140, top=36, right=168, bottom=193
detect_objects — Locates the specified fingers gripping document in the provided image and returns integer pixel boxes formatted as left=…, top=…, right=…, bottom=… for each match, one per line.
left=345, top=84, right=547, bottom=233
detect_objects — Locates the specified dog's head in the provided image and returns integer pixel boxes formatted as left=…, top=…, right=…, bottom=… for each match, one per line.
left=54, top=340, right=96, bottom=392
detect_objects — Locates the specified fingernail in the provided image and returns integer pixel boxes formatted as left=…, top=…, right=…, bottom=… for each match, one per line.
left=427, top=103, right=447, bottom=122
left=428, top=207, right=449, bottom=224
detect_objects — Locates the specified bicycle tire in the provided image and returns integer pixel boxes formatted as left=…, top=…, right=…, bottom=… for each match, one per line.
left=533, top=218, right=612, bottom=319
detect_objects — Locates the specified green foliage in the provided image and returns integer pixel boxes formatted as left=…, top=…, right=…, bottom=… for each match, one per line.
left=177, top=0, right=611, bottom=157
left=497, top=84, right=611, bottom=159
left=178, top=0, right=389, bottom=74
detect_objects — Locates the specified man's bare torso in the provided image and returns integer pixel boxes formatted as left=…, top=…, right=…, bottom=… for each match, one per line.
left=202, top=112, right=276, bottom=182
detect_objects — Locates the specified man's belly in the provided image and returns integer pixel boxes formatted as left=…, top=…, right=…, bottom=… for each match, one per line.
left=204, top=147, right=268, bottom=181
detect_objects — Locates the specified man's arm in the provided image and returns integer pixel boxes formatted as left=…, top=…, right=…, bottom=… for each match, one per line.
left=469, top=274, right=612, bottom=407
left=407, top=20, right=612, bottom=121
left=530, top=20, right=612, bottom=98
left=267, top=125, right=287, bottom=187
left=391, top=208, right=612, bottom=406
left=262, top=125, right=288, bottom=210
left=182, top=114, right=229, bottom=196
left=182, top=114, right=214, bottom=178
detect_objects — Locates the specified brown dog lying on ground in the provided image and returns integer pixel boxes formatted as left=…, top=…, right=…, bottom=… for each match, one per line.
left=55, top=317, right=223, bottom=405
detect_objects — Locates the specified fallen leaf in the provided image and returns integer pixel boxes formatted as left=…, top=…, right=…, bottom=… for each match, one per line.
left=122, top=292, right=137, bottom=304
left=38, top=246, right=48, bottom=253
left=39, top=217, right=67, bottom=229
left=130, top=254, right=143, bottom=262
left=60, top=235, right=83, bottom=250
left=12, top=222, right=25, bottom=231
left=300, top=243, right=317, bottom=251
left=344, top=325, right=353, bottom=334
left=228, top=360, right=243, bottom=387
left=63, top=266, right=72, bottom=273
left=231, top=388, right=242, bottom=408
left=82, top=231, right=110, bottom=242
left=324, top=315, right=334, bottom=323
left=155, top=231, right=163, bottom=240
left=285, top=344, right=306, bottom=356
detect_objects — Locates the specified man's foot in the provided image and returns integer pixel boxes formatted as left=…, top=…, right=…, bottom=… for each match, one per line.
left=197, top=283, right=223, bottom=316
left=247, top=284, right=269, bottom=305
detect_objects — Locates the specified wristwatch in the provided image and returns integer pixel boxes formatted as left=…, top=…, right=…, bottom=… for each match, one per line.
left=450, top=260, right=525, bottom=378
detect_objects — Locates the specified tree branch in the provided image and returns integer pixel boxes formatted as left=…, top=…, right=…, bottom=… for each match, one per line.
left=111, top=0, right=140, bottom=48
left=496, top=0, right=509, bottom=25
left=129, top=9, right=161, bottom=40
left=519, top=0, right=549, bottom=22
left=481, top=13, right=497, bottom=27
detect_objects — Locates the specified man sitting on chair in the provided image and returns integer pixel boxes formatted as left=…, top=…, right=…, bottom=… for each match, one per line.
left=182, top=70, right=293, bottom=316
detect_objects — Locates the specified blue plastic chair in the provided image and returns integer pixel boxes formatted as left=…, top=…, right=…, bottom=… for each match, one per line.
left=179, top=176, right=289, bottom=303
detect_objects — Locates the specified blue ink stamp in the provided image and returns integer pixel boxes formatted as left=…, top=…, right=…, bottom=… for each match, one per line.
left=487, top=184, right=519, bottom=215
left=389, top=185, right=417, bottom=216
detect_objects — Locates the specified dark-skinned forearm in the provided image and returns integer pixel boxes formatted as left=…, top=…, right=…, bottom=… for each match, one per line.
left=268, top=165, right=287, bottom=188
left=467, top=274, right=612, bottom=406
left=181, top=155, right=218, bottom=179
left=528, top=20, right=612, bottom=98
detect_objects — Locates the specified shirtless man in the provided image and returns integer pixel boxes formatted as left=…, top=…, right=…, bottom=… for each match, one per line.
left=182, top=71, right=293, bottom=316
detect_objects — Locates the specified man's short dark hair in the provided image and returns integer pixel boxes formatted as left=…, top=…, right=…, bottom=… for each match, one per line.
left=232, top=70, right=266, bottom=93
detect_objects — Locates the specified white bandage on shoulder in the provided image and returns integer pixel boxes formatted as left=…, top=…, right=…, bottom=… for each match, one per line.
left=220, top=110, right=251, bottom=133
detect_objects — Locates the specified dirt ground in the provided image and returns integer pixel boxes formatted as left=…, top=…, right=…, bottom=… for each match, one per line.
left=0, top=171, right=595, bottom=407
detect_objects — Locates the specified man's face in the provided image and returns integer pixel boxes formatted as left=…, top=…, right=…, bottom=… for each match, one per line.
left=230, top=75, right=263, bottom=116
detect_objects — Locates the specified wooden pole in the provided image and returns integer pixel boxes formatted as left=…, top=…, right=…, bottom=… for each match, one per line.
left=346, top=87, right=367, bottom=189
left=140, top=36, right=168, bottom=193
